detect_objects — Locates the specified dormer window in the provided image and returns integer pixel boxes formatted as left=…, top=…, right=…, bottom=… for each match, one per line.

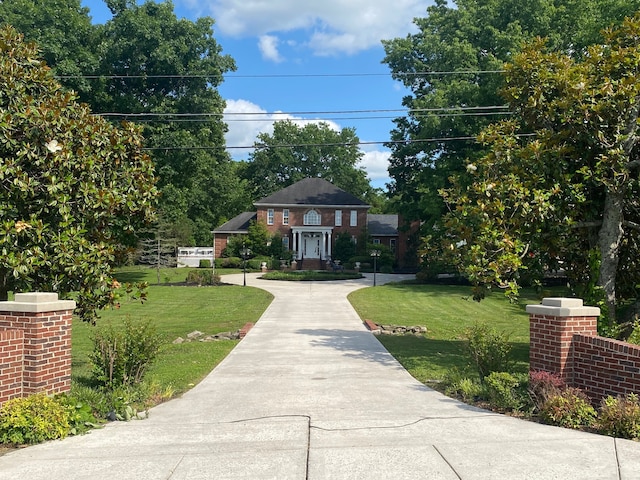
left=304, top=209, right=321, bottom=225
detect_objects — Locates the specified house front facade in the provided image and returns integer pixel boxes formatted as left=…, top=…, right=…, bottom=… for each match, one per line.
left=212, top=178, right=415, bottom=269
left=253, top=178, right=369, bottom=264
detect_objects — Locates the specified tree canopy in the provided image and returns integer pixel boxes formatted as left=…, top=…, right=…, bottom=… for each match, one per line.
left=432, top=15, right=640, bottom=327
left=382, top=0, right=640, bottom=226
left=0, top=0, right=249, bottom=245
left=0, top=25, right=157, bottom=321
left=242, top=120, right=372, bottom=201
left=0, top=0, right=98, bottom=95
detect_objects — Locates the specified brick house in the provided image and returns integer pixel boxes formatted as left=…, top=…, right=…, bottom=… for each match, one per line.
left=212, top=178, right=414, bottom=269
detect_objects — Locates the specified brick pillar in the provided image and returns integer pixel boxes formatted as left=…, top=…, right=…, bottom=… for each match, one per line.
left=526, top=298, right=599, bottom=383
left=0, top=292, right=75, bottom=398
left=0, top=329, right=24, bottom=404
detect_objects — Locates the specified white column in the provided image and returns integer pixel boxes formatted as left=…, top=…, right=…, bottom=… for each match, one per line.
left=292, top=230, right=298, bottom=257
left=321, top=232, right=326, bottom=260
left=327, top=232, right=332, bottom=257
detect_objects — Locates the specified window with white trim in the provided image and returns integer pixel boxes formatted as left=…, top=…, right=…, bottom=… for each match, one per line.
left=390, top=238, right=397, bottom=254
left=267, top=208, right=274, bottom=225
left=335, top=210, right=342, bottom=226
left=304, top=209, right=321, bottom=225
left=282, top=236, right=290, bottom=250
left=373, top=238, right=380, bottom=245
left=350, top=210, right=357, bottom=226
left=283, top=209, right=289, bottom=225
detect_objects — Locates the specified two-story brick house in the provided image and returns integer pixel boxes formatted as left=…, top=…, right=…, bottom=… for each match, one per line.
left=212, top=178, right=414, bottom=269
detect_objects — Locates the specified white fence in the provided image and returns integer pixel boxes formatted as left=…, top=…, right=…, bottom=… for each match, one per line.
left=177, top=247, right=214, bottom=268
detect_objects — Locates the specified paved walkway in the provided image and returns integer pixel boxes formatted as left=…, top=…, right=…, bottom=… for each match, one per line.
left=1, top=273, right=640, bottom=479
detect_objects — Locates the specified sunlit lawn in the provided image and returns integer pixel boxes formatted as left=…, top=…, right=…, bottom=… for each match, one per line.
left=72, top=267, right=273, bottom=395
left=348, top=284, right=554, bottom=386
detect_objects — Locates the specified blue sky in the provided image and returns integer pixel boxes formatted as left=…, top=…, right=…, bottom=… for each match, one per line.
left=80, top=0, right=437, bottom=189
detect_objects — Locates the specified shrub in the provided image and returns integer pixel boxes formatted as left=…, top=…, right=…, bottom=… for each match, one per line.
left=528, top=370, right=566, bottom=411
left=627, top=321, right=640, bottom=345
left=444, top=377, right=485, bottom=403
left=463, top=322, right=513, bottom=381
left=597, top=393, right=640, bottom=440
left=55, top=393, right=101, bottom=435
left=540, top=387, right=596, bottom=429
left=246, top=258, right=264, bottom=270
left=0, top=394, right=70, bottom=445
left=186, top=269, right=221, bottom=286
left=198, top=259, right=211, bottom=269
left=484, top=372, right=530, bottom=411
left=90, top=317, right=164, bottom=388
left=216, top=257, right=242, bottom=268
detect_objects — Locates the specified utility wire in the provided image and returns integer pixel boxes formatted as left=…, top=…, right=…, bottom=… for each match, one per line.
left=98, top=105, right=510, bottom=118
left=126, top=112, right=514, bottom=123
left=143, top=134, right=536, bottom=151
left=55, top=70, right=505, bottom=80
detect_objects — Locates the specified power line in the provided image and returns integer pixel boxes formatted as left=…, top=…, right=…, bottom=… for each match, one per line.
left=55, top=70, right=505, bottom=80
left=97, top=105, right=510, bottom=118
left=126, top=112, right=514, bottom=124
left=143, top=134, right=536, bottom=151
left=97, top=104, right=513, bottom=124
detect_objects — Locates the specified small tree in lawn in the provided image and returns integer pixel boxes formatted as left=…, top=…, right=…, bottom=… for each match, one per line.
left=138, top=221, right=177, bottom=284
left=0, top=26, right=157, bottom=322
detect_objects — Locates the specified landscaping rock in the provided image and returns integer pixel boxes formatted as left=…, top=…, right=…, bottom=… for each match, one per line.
left=373, top=323, right=427, bottom=336
left=175, top=329, right=243, bottom=344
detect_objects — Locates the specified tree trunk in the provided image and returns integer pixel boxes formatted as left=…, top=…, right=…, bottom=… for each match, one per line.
left=598, top=190, right=625, bottom=327
left=0, top=269, right=8, bottom=302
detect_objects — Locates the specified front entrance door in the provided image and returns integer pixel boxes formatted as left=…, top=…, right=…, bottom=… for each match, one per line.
left=301, top=233, right=321, bottom=259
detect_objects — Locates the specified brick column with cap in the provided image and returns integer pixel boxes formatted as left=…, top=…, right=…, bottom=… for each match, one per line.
left=526, top=297, right=599, bottom=382
left=0, top=292, right=75, bottom=400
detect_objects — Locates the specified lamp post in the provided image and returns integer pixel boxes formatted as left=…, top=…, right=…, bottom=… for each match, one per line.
left=210, top=231, right=216, bottom=279
left=370, top=249, right=381, bottom=286
left=241, top=242, right=251, bottom=287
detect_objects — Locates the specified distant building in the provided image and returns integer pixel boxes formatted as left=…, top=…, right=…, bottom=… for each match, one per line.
left=212, top=178, right=415, bottom=269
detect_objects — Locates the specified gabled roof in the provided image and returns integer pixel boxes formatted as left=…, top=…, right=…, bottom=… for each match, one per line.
left=212, top=212, right=256, bottom=234
left=367, top=214, right=398, bottom=236
left=254, top=178, right=369, bottom=208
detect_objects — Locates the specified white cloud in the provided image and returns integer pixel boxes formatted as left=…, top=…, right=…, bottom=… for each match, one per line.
left=224, top=98, right=340, bottom=159
left=181, top=0, right=432, bottom=55
left=360, top=149, right=391, bottom=187
left=224, top=98, right=391, bottom=186
left=258, top=35, right=284, bottom=63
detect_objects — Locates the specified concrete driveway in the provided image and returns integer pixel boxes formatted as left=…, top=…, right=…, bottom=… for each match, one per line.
left=1, top=272, right=639, bottom=479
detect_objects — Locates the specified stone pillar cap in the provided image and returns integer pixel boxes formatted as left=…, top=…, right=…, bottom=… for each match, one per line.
left=0, top=292, right=76, bottom=313
left=526, top=297, right=600, bottom=317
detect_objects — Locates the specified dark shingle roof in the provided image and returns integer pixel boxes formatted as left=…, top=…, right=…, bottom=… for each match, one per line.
left=367, top=214, right=398, bottom=236
left=254, top=178, right=369, bottom=207
left=212, top=212, right=256, bottom=233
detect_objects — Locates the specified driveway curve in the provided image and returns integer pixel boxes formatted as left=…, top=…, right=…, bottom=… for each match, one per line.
left=1, top=273, right=639, bottom=479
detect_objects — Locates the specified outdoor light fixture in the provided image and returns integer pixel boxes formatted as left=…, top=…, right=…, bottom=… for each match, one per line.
left=370, top=249, right=381, bottom=286
left=241, top=242, right=251, bottom=287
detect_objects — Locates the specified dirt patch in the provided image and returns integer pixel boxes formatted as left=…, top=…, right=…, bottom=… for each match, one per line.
left=0, top=445, right=18, bottom=456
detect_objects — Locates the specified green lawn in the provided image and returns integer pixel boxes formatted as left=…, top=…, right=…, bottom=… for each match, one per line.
left=110, top=264, right=244, bottom=285
left=72, top=269, right=273, bottom=394
left=73, top=267, right=547, bottom=398
left=348, top=284, right=547, bottom=386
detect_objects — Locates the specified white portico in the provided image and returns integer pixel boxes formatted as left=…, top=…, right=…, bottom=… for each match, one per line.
left=291, top=226, right=333, bottom=260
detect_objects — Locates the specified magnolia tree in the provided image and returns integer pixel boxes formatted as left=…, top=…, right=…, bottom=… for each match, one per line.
left=431, top=15, right=640, bottom=327
left=0, top=26, right=157, bottom=322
